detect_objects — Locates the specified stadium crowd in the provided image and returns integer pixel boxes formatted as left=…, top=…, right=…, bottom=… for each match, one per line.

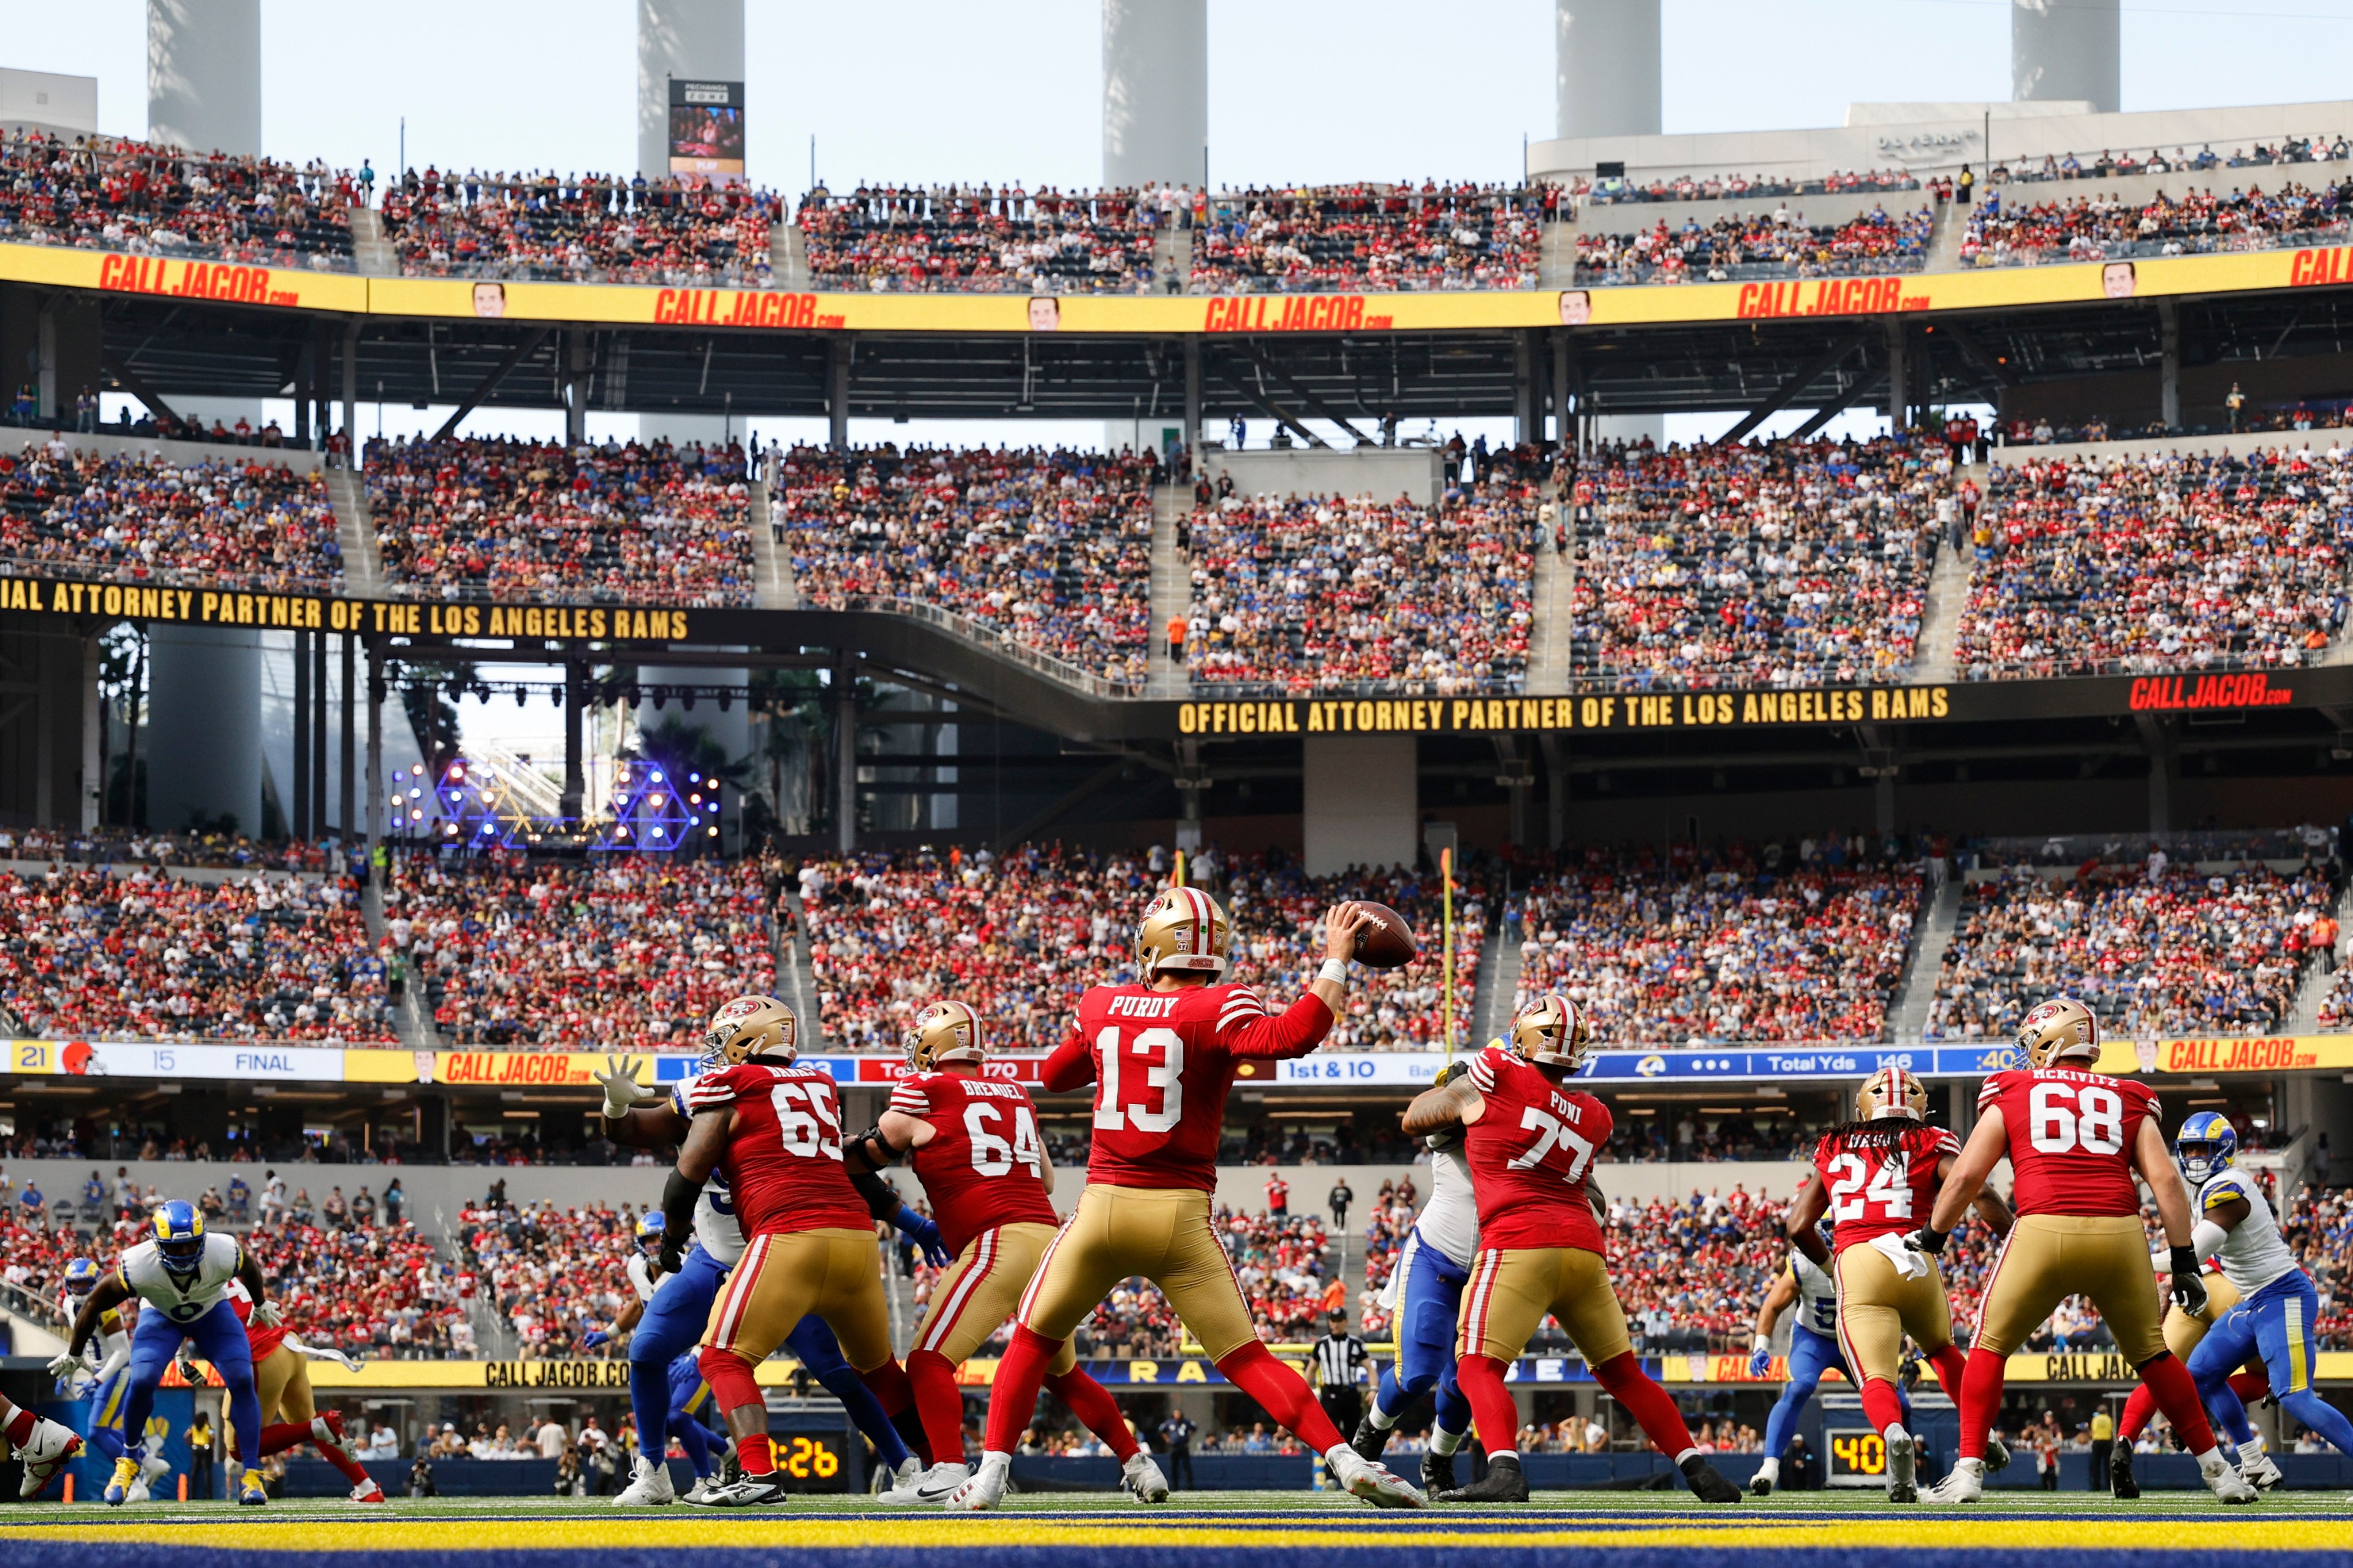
left=1567, top=434, right=1944, bottom=689
left=800, top=846, right=1482, bottom=1056
left=1953, top=444, right=2353, bottom=680
left=795, top=183, right=1161, bottom=293
left=0, top=132, right=355, bottom=266
left=775, top=442, right=1158, bottom=684
left=1180, top=487, right=1537, bottom=694
left=382, top=168, right=779, bottom=285
left=1922, top=860, right=2335, bottom=1042
left=0, top=866, right=391, bottom=1043
left=1186, top=183, right=1551, bottom=292
left=1575, top=206, right=1934, bottom=284
left=1567, top=168, right=1921, bottom=205
left=456, top=1199, right=635, bottom=1357
left=249, top=1211, right=472, bottom=1359
left=0, top=442, right=344, bottom=591
left=382, top=852, right=777, bottom=1051
left=1961, top=181, right=2351, bottom=266
left=1510, top=840, right=1922, bottom=1045
left=364, top=433, right=756, bottom=607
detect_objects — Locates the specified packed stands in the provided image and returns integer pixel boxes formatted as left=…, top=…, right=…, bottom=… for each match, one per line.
left=456, top=1200, right=635, bottom=1357
left=800, top=846, right=1482, bottom=1055
left=1567, top=169, right=1922, bottom=205
left=795, top=183, right=1162, bottom=294
left=364, top=434, right=755, bottom=607
left=1922, top=862, right=2334, bottom=1042
left=0, top=867, right=391, bottom=1043
left=248, top=1213, right=467, bottom=1359
left=1953, top=445, right=2353, bottom=680
left=381, top=852, right=777, bottom=1051
left=0, top=442, right=344, bottom=592
left=1187, top=184, right=1551, bottom=292
left=1960, top=183, right=2351, bottom=267
left=1511, top=841, right=1921, bottom=1045
left=1181, top=487, right=1537, bottom=694
left=2280, top=1183, right=2353, bottom=1349
left=1575, top=206, right=1933, bottom=284
left=775, top=443, right=1158, bottom=686
left=382, top=169, right=778, bottom=285
left=1567, top=436, right=1944, bottom=689
left=0, top=132, right=355, bottom=267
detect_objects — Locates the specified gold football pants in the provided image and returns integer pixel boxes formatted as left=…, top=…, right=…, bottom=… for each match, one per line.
left=1016, top=1186, right=1259, bottom=1362
left=704, top=1227, right=893, bottom=1372
left=1971, top=1214, right=2165, bottom=1363
left=915, top=1221, right=1075, bottom=1373
left=1455, top=1246, right=1634, bottom=1366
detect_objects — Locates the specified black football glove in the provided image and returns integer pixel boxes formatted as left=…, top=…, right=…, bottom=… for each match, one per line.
left=2168, top=1246, right=2208, bottom=1315
left=1904, top=1225, right=1949, bottom=1256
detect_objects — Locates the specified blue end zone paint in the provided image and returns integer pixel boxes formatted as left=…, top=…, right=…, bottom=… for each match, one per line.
left=12, top=1551, right=2353, bottom=1568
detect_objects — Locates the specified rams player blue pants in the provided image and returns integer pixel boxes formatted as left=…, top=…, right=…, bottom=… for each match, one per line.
left=629, top=1244, right=911, bottom=1472
left=121, top=1301, right=260, bottom=1466
left=2187, top=1273, right=2353, bottom=1457
left=1370, top=1232, right=1472, bottom=1437
left=1762, top=1324, right=1866, bottom=1466
left=664, top=1352, right=732, bottom=1480
left=80, top=1365, right=131, bottom=1464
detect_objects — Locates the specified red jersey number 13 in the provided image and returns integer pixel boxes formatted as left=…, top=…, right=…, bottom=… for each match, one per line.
left=1093, top=1025, right=1185, bottom=1134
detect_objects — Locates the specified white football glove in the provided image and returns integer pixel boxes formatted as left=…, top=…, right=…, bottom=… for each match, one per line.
left=593, top=1055, right=651, bottom=1119
left=251, top=1301, right=282, bottom=1328
left=46, top=1350, right=80, bottom=1381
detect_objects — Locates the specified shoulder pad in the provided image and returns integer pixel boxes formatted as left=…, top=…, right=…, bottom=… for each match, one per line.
left=2200, top=1174, right=2250, bottom=1209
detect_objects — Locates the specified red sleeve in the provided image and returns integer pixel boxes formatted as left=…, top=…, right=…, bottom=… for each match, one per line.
left=1222, top=990, right=1335, bottom=1060
left=1041, top=1025, right=1096, bottom=1093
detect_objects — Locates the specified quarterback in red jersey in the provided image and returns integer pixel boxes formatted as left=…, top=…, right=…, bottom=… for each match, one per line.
left=941, top=888, right=1422, bottom=1510
left=1909, top=997, right=2256, bottom=1504
left=1783, top=1064, right=2013, bottom=1501
left=1401, top=994, right=1740, bottom=1504
left=660, top=996, right=917, bottom=1508
left=851, top=998, right=1168, bottom=1507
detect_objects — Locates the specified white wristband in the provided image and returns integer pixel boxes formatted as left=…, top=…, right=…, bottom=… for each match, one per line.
left=1318, top=958, right=1349, bottom=987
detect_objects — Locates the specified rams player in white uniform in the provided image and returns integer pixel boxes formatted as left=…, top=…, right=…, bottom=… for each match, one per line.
left=58, top=1259, right=168, bottom=1501
left=1349, top=1062, right=1479, bottom=1491
left=1746, top=1237, right=1844, bottom=1495
left=56, top=1201, right=276, bottom=1506
left=2167, top=1115, right=2353, bottom=1472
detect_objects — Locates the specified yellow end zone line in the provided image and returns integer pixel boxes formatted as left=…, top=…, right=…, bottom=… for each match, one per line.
left=4, top=1520, right=2348, bottom=1551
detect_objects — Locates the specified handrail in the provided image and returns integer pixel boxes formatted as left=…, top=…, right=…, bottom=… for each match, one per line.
left=836, top=594, right=1145, bottom=698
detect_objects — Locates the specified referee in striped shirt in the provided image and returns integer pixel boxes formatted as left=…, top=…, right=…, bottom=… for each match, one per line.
left=1313, top=1309, right=1370, bottom=1434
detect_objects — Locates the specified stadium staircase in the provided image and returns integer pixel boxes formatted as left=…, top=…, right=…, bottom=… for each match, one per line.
left=1155, top=222, right=1192, bottom=290
left=1528, top=537, right=1575, bottom=691
left=1925, top=200, right=1968, bottom=272
left=324, top=464, right=388, bottom=598
left=777, top=890, right=824, bottom=1049
left=775, top=222, right=809, bottom=289
left=1889, top=876, right=1963, bottom=1040
left=2286, top=880, right=2353, bottom=1032
left=751, top=454, right=798, bottom=608
left=347, top=208, right=398, bottom=277
left=1148, top=486, right=1191, bottom=697
left=1911, top=537, right=1971, bottom=684
left=1540, top=210, right=1579, bottom=289
left=1471, top=914, right=1520, bottom=1049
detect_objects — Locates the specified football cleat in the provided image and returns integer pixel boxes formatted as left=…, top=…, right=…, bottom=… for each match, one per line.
left=1885, top=1433, right=1917, bottom=1504
left=1435, top=1452, right=1528, bottom=1503
left=881, top=1461, right=969, bottom=1505
left=1326, top=1445, right=1427, bottom=1508
left=881, top=1455, right=922, bottom=1495
left=1121, top=1452, right=1171, bottom=1504
left=683, top=1476, right=713, bottom=1504
left=1347, top=1412, right=1390, bottom=1466
left=312, top=1412, right=347, bottom=1447
left=2241, top=1449, right=2286, bottom=1493
left=2200, top=1450, right=2259, bottom=1504
left=1927, top=1457, right=1984, bottom=1504
left=104, top=1455, right=140, bottom=1506
left=15, top=1418, right=81, bottom=1499
left=685, top=1472, right=793, bottom=1508
left=944, top=1453, right=1010, bottom=1511
left=1747, top=1472, right=1773, bottom=1497
left=138, top=1452, right=170, bottom=1493
left=1681, top=1458, right=1743, bottom=1504
left=238, top=1468, right=270, bottom=1506
left=614, top=1452, right=677, bottom=1506
left=2109, top=1443, right=2140, bottom=1499
left=126, top=1478, right=151, bottom=1504
left=350, top=1479, right=387, bottom=1503
left=1420, top=1449, right=1459, bottom=1494
left=1983, top=1434, right=2012, bottom=1472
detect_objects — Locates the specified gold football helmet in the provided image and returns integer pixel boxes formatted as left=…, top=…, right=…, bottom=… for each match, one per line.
left=1506, top=992, right=1591, bottom=1071
left=2016, top=996, right=2099, bottom=1069
left=1857, top=1063, right=1928, bottom=1121
left=699, top=994, right=798, bottom=1070
left=904, top=999, right=987, bottom=1072
left=1135, top=885, right=1230, bottom=977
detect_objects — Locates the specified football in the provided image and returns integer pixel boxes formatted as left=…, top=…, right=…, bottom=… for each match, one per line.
left=1348, top=901, right=1419, bottom=969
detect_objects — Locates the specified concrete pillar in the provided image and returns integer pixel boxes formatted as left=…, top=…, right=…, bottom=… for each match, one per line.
left=2013, top=0, right=2118, bottom=113
left=827, top=338, right=852, bottom=450
left=1183, top=338, right=1203, bottom=454
left=339, top=634, right=355, bottom=836
left=80, top=632, right=100, bottom=831
left=564, top=330, right=591, bottom=445
left=1102, top=0, right=1207, bottom=188
left=834, top=653, right=858, bottom=854
left=561, top=662, right=585, bottom=822
left=1884, top=320, right=1909, bottom=430
left=340, top=321, right=359, bottom=462
left=147, top=626, right=262, bottom=835
left=1875, top=771, right=1895, bottom=836
left=148, top=0, right=261, bottom=155
left=1555, top=0, right=1660, bottom=140
left=2159, top=300, right=2181, bottom=430
left=1302, top=736, right=1417, bottom=877
left=637, top=0, right=745, bottom=182
left=311, top=629, right=328, bottom=838
left=291, top=628, right=311, bottom=838
left=36, top=303, right=55, bottom=420
left=1174, top=737, right=1203, bottom=852
left=365, top=647, right=384, bottom=857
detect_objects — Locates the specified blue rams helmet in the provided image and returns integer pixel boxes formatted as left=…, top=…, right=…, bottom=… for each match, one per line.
left=153, top=1200, right=206, bottom=1271
left=635, top=1212, right=665, bottom=1250
left=2174, top=1112, right=2238, bottom=1187
left=64, top=1257, right=101, bottom=1295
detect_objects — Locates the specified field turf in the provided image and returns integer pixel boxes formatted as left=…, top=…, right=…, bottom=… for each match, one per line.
left=2, top=1488, right=2349, bottom=1566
